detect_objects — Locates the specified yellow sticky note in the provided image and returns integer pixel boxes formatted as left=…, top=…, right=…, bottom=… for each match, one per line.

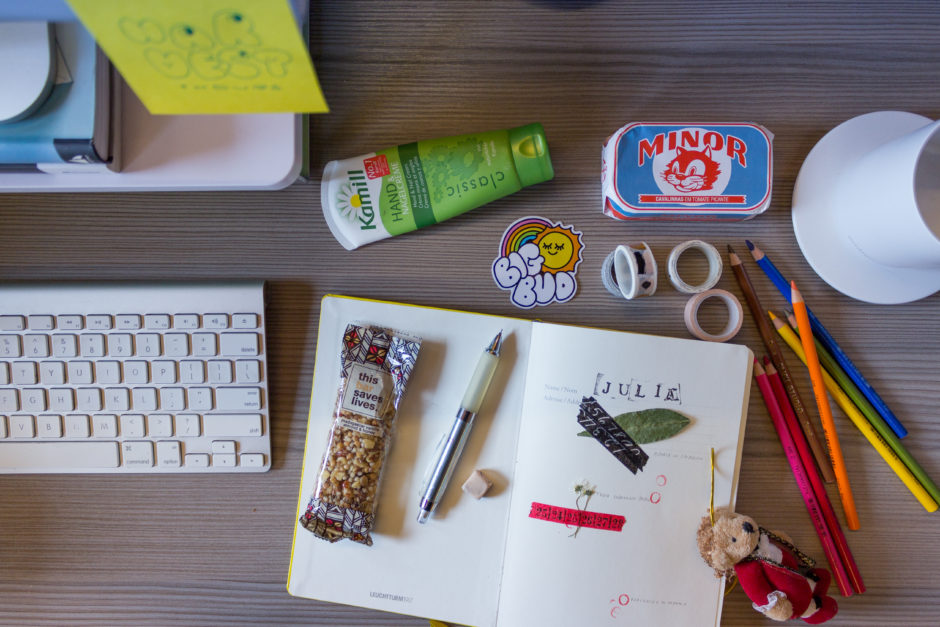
left=66, top=0, right=328, bottom=114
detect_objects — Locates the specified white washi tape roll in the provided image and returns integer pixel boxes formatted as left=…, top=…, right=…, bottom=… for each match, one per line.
left=667, top=239, right=723, bottom=294
left=683, top=288, right=744, bottom=342
left=601, top=242, right=657, bottom=300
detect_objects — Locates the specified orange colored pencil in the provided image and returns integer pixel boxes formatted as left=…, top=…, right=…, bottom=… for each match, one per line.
left=791, top=281, right=860, bottom=530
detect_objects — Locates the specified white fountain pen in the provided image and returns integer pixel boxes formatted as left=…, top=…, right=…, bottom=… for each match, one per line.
left=417, top=331, right=503, bottom=524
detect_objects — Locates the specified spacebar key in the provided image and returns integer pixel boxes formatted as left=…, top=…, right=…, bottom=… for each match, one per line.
left=0, top=442, right=120, bottom=469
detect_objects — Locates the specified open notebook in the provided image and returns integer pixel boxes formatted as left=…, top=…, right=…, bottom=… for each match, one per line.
left=288, top=295, right=753, bottom=626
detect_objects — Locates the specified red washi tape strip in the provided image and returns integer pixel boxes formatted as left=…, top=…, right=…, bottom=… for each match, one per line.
left=529, top=501, right=626, bottom=532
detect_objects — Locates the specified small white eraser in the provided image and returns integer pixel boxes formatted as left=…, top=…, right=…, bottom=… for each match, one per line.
left=461, top=469, right=493, bottom=499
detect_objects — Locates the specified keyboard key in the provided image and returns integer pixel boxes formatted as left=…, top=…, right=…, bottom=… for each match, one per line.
left=10, top=415, right=34, bottom=438
left=156, top=441, right=181, bottom=467
left=0, top=315, right=26, bottom=331
left=175, top=413, right=201, bottom=437
left=174, top=314, right=199, bottom=329
left=0, top=335, right=22, bottom=357
left=0, top=442, right=119, bottom=469
left=124, top=361, right=149, bottom=384
left=108, top=334, right=133, bottom=357
left=192, top=333, right=217, bottom=356
left=151, top=361, right=177, bottom=384
left=132, top=388, right=158, bottom=411
left=0, top=390, right=19, bottom=412
left=68, top=361, right=94, bottom=384
left=27, top=315, right=55, bottom=330
left=203, top=413, right=262, bottom=437
left=37, top=415, right=62, bottom=438
left=0, top=363, right=8, bottom=385
left=235, top=360, right=261, bottom=383
left=64, top=414, right=90, bottom=438
left=204, top=314, right=228, bottom=329
left=80, top=334, right=106, bottom=357
left=148, top=414, right=173, bottom=437
left=96, top=361, right=121, bottom=385
left=39, top=362, right=66, bottom=385
left=49, top=388, right=75, bottom=412
left=211, top=440, right=236, bottom=454
left=212, top=453, right=236, bottom=467
left=57, top=315, right=83, bottom=330
left=207, top=360, right=233, bottom=384
left=12, top=362, right=38, bottom=385
left=179, top=360, right=205, bottom=384
left=22, top=388, right=46, bottom=412
left=233, top=314, right=258, bottom=329
left=92, top=414, right=118, bottom=438
left=160, top=388, right=185, bottom=411
left=52, top=334, right=78, bottom=357
left=164, top=333, right=189, bottom=357
left=77, top=388, right=103, bottom=411
left=120, top=414, right=145, bottom=438
left=185, top=453, right=209, bottom=468
left=0, top=416, right=6, bottom=438
left=23, top=335, right=50, bottom=357
left=215, top=387, right=262, bottom=410
left=220, top=332, right=259, bottom=356
left=136, top=333, right=161, bottom=357
left=104, top=388, right=130, bottom=411
left=87, top=315, right=112, bottom=330
left=144, top=314, right=170, bottom=330
left=121, top=441, right=154, bottom=467
left=240, top=453, right=265, bottom=467
left=116, top=314, right=141, bottom=330
left=187, top=387, right=213, bottom=411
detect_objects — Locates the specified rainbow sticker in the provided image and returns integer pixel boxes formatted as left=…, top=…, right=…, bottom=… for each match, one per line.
left=492, top=215, right=584, bottom=308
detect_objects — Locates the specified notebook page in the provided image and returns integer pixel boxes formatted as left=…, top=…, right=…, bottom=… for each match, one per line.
left=496, top=322, right=751, bottom=626
left=288, top=296, right=532, bottom=627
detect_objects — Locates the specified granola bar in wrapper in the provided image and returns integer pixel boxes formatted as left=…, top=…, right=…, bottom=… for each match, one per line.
left=300, top=323, right=421, bottom=545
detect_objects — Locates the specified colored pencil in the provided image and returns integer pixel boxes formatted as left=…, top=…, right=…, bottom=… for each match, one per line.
left=763, top=358, right=865, bottom=595
left=727, top=246, right=836, bottom=483
left=745, top=239, right=907, bottom=439
left=782, top=311, right=940, bottom=508
left=753, top=358, right=854, bottom=596
left=770, top=311, right=939, bottom=512
left=791, top=281, right=860, bottom=530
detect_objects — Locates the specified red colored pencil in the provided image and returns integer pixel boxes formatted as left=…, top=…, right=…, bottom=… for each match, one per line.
left=753, top=358, right=854, bottom=596
left=764, top=357, right=865, bottom=595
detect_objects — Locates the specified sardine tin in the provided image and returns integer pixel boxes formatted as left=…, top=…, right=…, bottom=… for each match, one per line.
left=602, top=122, right=773, bottom=220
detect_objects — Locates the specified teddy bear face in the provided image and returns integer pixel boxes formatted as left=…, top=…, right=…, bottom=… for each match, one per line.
left=697, top=511, right=760, bottom=574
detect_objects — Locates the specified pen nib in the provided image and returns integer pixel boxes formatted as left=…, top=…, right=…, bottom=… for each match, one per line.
left=487, top=331, right=503, bottom=356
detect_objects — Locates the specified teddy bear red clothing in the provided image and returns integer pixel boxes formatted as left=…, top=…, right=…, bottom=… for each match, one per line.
left=734, top=529, right=838, bottom=624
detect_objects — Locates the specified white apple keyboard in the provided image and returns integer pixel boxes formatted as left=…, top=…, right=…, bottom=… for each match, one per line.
left=0, top=281, right=271, bottom=473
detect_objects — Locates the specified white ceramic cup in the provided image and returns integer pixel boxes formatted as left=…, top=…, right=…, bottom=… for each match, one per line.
left=837, top=119, right=940, bottom=269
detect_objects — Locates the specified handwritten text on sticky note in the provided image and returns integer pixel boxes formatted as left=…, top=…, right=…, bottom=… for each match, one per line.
left=67, top=0, right=328, bottom=114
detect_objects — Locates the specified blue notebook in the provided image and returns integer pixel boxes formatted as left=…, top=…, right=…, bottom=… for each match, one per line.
left=0, top=21, right=116, bottom=169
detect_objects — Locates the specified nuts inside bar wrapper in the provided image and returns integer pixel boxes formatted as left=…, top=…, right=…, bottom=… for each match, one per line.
left=300, top=323, right=421, bottom=546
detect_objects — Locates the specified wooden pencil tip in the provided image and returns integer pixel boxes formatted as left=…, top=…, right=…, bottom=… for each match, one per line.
left=753, top=358, right=765, bottom=375
left=745, top=239, right=755, bottom=251
left=790, top=281, right=804, bottom=303
left=727, top=245, right=741, bottom=264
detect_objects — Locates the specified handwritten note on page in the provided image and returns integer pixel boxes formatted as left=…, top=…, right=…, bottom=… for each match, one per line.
left=66, top=0, right=329, bottom=114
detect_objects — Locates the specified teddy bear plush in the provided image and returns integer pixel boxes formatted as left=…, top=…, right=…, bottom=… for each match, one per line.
left=697, top=509, right=838, bottom=623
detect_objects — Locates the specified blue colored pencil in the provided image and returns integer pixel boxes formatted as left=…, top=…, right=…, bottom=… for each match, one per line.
left=744, top=240, right=908, bottom=439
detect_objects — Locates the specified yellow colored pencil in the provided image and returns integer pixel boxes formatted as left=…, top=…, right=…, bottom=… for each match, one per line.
left=769, top=311, right=939, bottom=513
left=791, top=281, right=860, bottom=530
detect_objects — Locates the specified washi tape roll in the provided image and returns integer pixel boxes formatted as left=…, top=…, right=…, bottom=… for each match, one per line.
left=683, top=288, right=744, bottom=342
left=601, top=243, right=657, bottom=300
left=667, top=239, right=723, bottom=294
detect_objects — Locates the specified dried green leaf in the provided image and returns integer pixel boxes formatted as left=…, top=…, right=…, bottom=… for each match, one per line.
left=577, top=408, right=691, bottom=443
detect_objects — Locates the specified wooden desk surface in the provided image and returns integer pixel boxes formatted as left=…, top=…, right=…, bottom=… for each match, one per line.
left=1, top=2, right=938, bottom=624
